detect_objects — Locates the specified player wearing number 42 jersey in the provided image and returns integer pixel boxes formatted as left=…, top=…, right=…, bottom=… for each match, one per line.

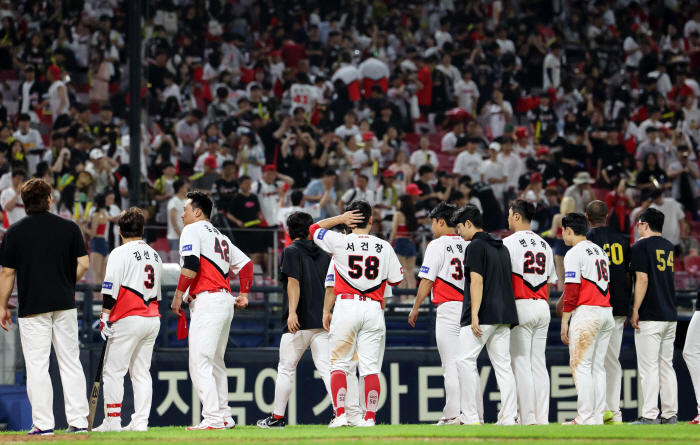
left=310, top=201, right=403, bottom=428
left=95, top=208, right=163, bottom=432
left=409, top=203, right=483, bottom=425
left=171, top=192, right=254, bottom=431
left=560, top=213, right=614, bottom=426
left=503, top=200, right=556, bottom=426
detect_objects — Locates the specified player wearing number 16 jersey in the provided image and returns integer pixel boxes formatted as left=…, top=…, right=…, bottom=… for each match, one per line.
left=560, top=213, right=613, bottom=425
left=95, top=208, right=163, bottom=432
left=170, top=192, right=254, bottom=430
left=503, top=200, right=556, bottom=426
left=310, top=201, right=403, bottom=428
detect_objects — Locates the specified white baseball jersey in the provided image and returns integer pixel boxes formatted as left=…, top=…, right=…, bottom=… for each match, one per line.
left=179, top=220, right=251, bottom=300
left=503, top=231, right=557, bottom=301
left=564, top=240, right=611, bottom=308
left=289, top=84, right=318, bottom=114
left=313, top=229, right=402, bottom=302
left=418, top=234, right=469, bottom=304
left=102, top=240, right=163, bottom=322
left=325, top=258, right=393, bottom=299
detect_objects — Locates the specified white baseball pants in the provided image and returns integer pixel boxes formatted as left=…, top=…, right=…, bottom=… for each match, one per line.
left=458, top=324, right=517, bottom=425
left=683, top=311, right=700, bottom=415
left=635, top=320, right=678, bottom=420
left=273, top=329, right=331, bottom=417
left=510, top=299, right=550, bottom=425
left=102, top=315, right=160, bottom=428
left=568, top=305, right=614, bottom=425
left=189, top=291, right=235, bottom=428
left=328, top=298, right=385, bottom=376
left=436, top=301, right=462, bottom=420
left=604, top=316, right=626, bottom=422
left=345, top=332, right=386, bottom=425
left=18, top=309, right=89, bottom=430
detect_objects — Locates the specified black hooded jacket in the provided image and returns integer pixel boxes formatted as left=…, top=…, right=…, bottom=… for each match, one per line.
left=461, top=231, right=519, bottom=327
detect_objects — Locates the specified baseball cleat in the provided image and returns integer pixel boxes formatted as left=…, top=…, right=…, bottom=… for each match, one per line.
left=27, top=425, right=53, bottom=436
left=65, top=426, right=88, bottom=433
left=122, top=423, right=148, bottom=432
left=690, top=414, right=700, bottom=425
left=93, top=419, right=122, bottom=432
left=433, top=417, right=460, bottom=425
left=257, top=415, right=285, bottom=429
left=223, top=418, right=236, bottom=429
left=562, top=418, right=580, bottom=425
left=660, top=416, right=677, bottom=425
left=630, top=417, right=660, bottom=425
left=186, top=422, right=224, bottom=430
left=329, top=413, right=348, bottom=428
left=355, top=418, right=375, bottom=427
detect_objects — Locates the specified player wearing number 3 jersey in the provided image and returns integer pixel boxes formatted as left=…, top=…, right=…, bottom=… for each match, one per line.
left=95, top=208, right=163, bottom=432
left=171, top=191, right=254, bottom=430
left=310, top=201, right=403, bottom=428
left=560, top=213, right=613, bottom=425
left=504, top=200, right=556, bottom=425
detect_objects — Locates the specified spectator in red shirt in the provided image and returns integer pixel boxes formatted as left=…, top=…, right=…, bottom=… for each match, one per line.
left=280, top=35, right=307, bottom=69
left=415, top=56, right=432, bottom=114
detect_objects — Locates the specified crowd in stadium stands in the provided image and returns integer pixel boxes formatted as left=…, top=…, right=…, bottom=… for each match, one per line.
left=0, top=0, right=700, bottom=289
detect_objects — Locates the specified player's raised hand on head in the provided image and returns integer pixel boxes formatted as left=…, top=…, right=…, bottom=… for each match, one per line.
left=236, top=295, right=249, bottom=308
left=0, top=308, right=12, bottom=331
left=340, top=210, right=364, bottom=228
left=408, top=308, right=418, bottom=328
left=288, top=312, right=300, bottom=334
left=323, top=312, right=332, bottom=332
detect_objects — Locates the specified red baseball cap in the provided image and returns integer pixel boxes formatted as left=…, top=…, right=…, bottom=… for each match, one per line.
left=47, top=65, right=61, bottom=81
left=530, top=172, right=543, bottom=183
left=405, top=183, right=423, bottom=196
left=263, top=164, right=276, bottom=172
left=515, top=127, right=529, bottom=139
left=270, top=50, right=281, bottom=57
left=383, top=169, right=396, bottom=178
left=362, top=131, right=375, bottom=141
left=204, top=155, right=218, bottom=169
left=176, top=309, right=188, bottom=340
left=536, top=147, right=550, bottom=156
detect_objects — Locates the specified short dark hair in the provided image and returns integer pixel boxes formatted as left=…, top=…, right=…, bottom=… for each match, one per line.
left=586, top=200, right=608, bottom=224
left=428, top=202, right=458, bottom=227
left=35, top=161, right=50, bottom=179
left=509, top=199, right=536, bottom=223
left=21, top=178, right=50, bottom=214
left=173, top=179, right=186, bottom=194
left=418, top=164, right=434, bottom=176
left=239, top=175, right=252, bottom=183
left=358, top=174, right=369, bottom=182
left=191, top=109, right=204, bottom=120
left=323, top=169, right=337, bottom=177
left=12, top=169, right=26, bottom=179
left=118, top=207, right=146, bottom=238
left=562, top=213, right=589, bottom=236
left=345, top=200, right=372, bottom=229
left=186, top=190, right=213, bottom=218
left=639, top=208, right=665, bottom=233
left=451, top=204, right=483, bottom=229
left=18, top=113, right=31, bottom=122
left=286, top=211, right=314, bottom=240
left=290, top=190, right=304, bottom=206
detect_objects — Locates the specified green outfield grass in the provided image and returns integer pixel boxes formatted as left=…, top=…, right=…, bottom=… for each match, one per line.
left=1, top=424, right=699, bottom=445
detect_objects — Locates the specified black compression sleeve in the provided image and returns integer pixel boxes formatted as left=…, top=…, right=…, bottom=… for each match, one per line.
left=102, top=295, right=116, bottom=310
left=182, top=255, right=200, bottom=273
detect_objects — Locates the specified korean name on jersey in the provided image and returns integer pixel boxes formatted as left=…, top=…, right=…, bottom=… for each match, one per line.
left=503, top=232, right=556, bottom=300
left=418, top=235, right=469, bottom=304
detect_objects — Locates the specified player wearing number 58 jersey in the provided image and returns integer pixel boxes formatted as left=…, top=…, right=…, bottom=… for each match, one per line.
left=560, top=213, right=614, bottom=425
left=310, top=201, right=403, bottom=428
left=171, top=192, right=254, bottom=431
left=95, top=208, right=163, bottom=432
left=504, top=200, right=556, bottom=426
left=408, top=203, right=482, bottom=425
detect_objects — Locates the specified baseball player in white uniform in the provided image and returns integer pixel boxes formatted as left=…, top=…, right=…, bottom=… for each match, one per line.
left=408, top=202, right=481, bottom=425
left=310, top=201, right=403, bottom=427
left=559, top=213, right=614, bottom=425
left=95, top=208, right=163, bottom=432
left=171, top=191, right=254, bottom=430
left=504, top=200, right=555, bottom=425
left=684, top=297, right=700, bottom=425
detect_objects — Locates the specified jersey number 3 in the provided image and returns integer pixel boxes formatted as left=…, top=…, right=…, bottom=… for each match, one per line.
left=144, top=265, right=155, bottom=289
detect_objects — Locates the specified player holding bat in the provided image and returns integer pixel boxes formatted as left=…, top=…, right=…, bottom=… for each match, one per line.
left=93, top=208, right=163, bottom=432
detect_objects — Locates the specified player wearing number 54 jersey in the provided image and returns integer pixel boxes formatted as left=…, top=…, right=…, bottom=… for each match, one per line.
left=504, top=200, right=556, bottom=426
left=95, top=208, right=163, bottom=433
left=171, top=191, right=254, bottom=431
left=310, top=201, right=403, bottom=428
left=560, top=213, right=613, bottom=425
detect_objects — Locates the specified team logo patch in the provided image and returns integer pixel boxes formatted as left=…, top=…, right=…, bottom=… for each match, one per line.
left=102, top=282, right=113, bottom=290
left=317, top=229, right=327, bottom=240
left=182, top=244, right=193, bottom=252
left=420, top=266, right=430, bottom=274
left=326, top=274, right=334, bottom=281
left=565, top=271, right=576, bottom=278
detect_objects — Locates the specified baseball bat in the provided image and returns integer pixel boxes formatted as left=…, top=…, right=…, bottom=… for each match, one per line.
left=87, top=339, right=109, bottom=432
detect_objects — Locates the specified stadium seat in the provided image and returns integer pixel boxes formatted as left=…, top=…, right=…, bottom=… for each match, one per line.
left=683, top=256, right=700, bottom=275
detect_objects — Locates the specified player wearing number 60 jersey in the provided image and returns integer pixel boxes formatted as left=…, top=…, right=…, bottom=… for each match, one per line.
left=408, top=203, right=483, bottom=425
left=560, top=213, right=613, bottom=425
left=503, top=200, right=556, bottom=426
left=171, top=192, right=254, bottom=431
left=95, top=208, right=163, bottom=432
left=310, top=201, right=403, bottom=428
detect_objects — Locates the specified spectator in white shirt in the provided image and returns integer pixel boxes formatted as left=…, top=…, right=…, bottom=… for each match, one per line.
left=352, top=132, right=382, bottom=189
left=543, top=42, right=562, bottom=90
left=409, top=135, right=439, bottom=171
left=623, top=24, right=645, bottom=69
left=335, top=110, right=360, bottom=140
left=1, top=170, right=27, bottom=227
left=496, top=27, right=516, bottom=54
left=175, top=109, right=203, bottom=173
left=252, top=165, right=295, bottom=228
left=338, top=174, right=376, bottom=209
left=375, top=170, right=399, bottom=220
left=166, top=179, right=189, bottom=262
left=435, top=17, right=453, bottom=48
left=637, top=107, right=664, bottom=143
left=453, top=137, right=484, bottom=178
left=684, top=10, right=700, bottom=38
left=441, top=120, right=468, bottom=156
left=436, top=53, right=461, bottom=88
left=481, top=142, right=508, bottom=210
left=496, top=136, right=524, bottom=201
left=13, top=113, right=44, bottom=177
left=454, top=69, right=480, bottom=116
left=480, top=88, right=512, bottom=139
left=236, top=131, right=266, bottom=182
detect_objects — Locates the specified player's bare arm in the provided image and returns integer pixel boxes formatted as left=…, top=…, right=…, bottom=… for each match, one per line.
left=556, top=293, right=564, bottom=318
left=77, top=254, right=90, bottom=282
left=322, top=287, right=336, bottom=332
left=171, top=267, right=196, bottom=315
left=630, top=271, right=649, bottom=330
left=470, top=271, right=483, bottom=338
left=0, top=266, right=14, bottom=331
left=286, top=277, right=301, bottom=333
left=315, top=210, right=365, bottom=230
left=408, top=278, right=434, bottom=328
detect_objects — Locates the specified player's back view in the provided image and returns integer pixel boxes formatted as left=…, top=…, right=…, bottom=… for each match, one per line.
left=310, top=201, right=403, bottom=427
left=96, top=208, right=163, bottom=432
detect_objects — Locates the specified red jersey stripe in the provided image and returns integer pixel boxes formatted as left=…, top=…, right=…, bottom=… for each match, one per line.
left=577, top=277, right=611, bottom=308
left=333, top=267, right=387, bottom=303
left=432, top=277, right=464, bottom=304
left=511, top=273, right=549, bottom=301
left=109, top=286, right=159, bottom=322
left=190, top=255, right=230, bottom=296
